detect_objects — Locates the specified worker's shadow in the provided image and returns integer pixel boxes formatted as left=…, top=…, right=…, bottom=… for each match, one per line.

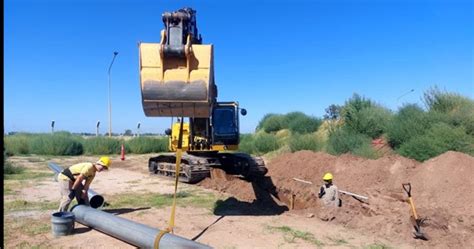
left=103, top=207, right=151, bottom=215
left=213, top=176, right=288, bottom=216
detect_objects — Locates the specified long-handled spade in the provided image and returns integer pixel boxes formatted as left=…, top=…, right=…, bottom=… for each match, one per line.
left=402, top=183, right=429, bottom=240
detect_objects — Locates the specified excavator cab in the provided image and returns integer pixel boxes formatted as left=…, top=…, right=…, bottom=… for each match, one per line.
left=211, top=102, right=242, bottom=149
left=168, top=102, right=245, bottom=152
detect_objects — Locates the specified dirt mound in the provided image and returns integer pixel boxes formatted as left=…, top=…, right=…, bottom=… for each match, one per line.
left=412, top=151, right=474, bottom=216
left=199, top=150, right=474, bottom=248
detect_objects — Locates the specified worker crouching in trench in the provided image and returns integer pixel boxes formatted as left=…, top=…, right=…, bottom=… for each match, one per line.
left=316, top=172, right=342, bottom=221
left=57, top=157, right=111, bottom=212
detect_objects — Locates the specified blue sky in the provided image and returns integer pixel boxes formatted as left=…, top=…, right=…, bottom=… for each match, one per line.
left=4, top=0, right=473, bottom=134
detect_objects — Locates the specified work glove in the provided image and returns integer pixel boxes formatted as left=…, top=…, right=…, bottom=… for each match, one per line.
left=78, top=191, right=87, bottom=205
left=318, top=186, right=326, bottom=198
left=68, top=190, right=76, bottom=200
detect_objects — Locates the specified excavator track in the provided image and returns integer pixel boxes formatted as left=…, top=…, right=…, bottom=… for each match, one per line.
left=148, top=152, right=267, bottom=183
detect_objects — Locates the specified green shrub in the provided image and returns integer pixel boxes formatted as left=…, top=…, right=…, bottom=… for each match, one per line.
left=423, top=87, right=474, bottom=134
left=238, top=134, right=256, bottom=154
left=355, top=106, right=392, bottom=139
left=352, top=143, right=379, bottom=159
left=4, top=162, right=24, bottom=174
left=285, top=112, right=322, bottom=134
left=254, top=132, right=280, bottom=155
left=341, top=94, right=391, bottom=138
left=4, top=135, right=30, bottom=155
left=288, top=133, right=323, bottom=152
left=29, top=133, right=83, bottom=155
left=423, top=86, right=471, bottom=113
left=459, top=110, right=474, bottom=135
left=341, top=93, right=373, bottom=127
left=3, top=151, right=24, bottom=175
left=82, top=137, right=121, bottom=155
left=387, top=104, right=431, bottom=149
left=126, top=137, right=168, bottom=154
left=257, top=113, right=285, bottom=133
left=326, top=127, right=373, bottom=156
left=398, top=123, right=474, bottom=161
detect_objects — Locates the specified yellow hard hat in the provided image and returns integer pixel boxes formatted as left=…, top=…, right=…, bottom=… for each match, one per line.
left=97, top=156, right=111, bottom=168
left=323, top=172, right=333, bottom=181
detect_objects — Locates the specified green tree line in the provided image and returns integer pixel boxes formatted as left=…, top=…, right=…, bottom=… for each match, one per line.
left=4, top=87, right=473, bottom=162
left=240, top=87, right=474, bottom=161
left=4, top=133, right=168, bottom=156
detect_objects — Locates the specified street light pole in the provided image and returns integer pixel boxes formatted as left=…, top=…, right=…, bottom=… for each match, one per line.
left=397, top=89, right=415, bottom=101
left=107, top=51, right=119, bottom=137
left=96, top=120, right=101, bottom=137
left=396, top=89, right=415, bottom=108
left=137, top=122, right=141, bottom=137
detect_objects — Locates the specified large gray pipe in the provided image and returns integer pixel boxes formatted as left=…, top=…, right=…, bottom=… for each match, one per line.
left=71, top=205, right=212, bottom=249
left=48, top=162, right=105, bottom=208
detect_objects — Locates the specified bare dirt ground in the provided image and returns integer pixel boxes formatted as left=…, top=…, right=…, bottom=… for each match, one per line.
left=201, top=150, right=474, bottom=249
left=4, top=151, right=472, bottom=248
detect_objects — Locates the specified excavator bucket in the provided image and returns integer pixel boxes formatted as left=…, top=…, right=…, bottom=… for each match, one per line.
left=139, top=42, right=217, bottom=118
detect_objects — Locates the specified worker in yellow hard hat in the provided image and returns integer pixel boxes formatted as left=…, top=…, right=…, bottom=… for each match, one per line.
left=317, top=172, right=341, bottom=221
left=318, top=172, right=341, bottom=207
left=57, top=156, right=111, bottom=212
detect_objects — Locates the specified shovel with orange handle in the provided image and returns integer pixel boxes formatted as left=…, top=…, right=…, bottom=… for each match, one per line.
left=402, top=183, right=429, bottom=240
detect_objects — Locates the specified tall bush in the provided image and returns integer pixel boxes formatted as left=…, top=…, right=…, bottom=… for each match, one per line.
left=288, top=133, right=323, bottom=152
left=326, top=127, right=373, bottom=156
left=257, top=114, right=285, bottom=133
left=29, top=133, right=83, bottom=155
left=238, top=134, right=256, bottom=154
left=355, top=106, right=392, bottom=138
left=423, top=87, right=474, bottom=134
left=387, top=104, right=431, bottom=149
left=285, top=112, right=322, bottom=134
left=254, top=132, right=280, bottom=155
left=4, top=134, right=30, bottom=155
left=341, top=94, right=391, bottom=138
left=126, top=137, right=168, bottom=154
left=424, top=86, right=470, bottom=113
left=341, top=94, right=373, bottom=130
left=82, top=137, right=121, bottom=155
left=398, top=123, right=474, bottom=161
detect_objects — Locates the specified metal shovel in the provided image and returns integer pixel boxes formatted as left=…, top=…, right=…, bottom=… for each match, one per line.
left=402, top=183, right=429, bottom=240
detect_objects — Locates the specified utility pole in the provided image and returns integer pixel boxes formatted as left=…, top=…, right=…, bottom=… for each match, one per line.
left=137, top=122, right=141, bottom=137
left=107, top=51, right=119, bottom=137
left=96, top=120, right=100, bottom=137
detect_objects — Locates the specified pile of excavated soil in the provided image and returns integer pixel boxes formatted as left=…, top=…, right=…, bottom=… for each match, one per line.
left=199, top=150, right=474, bottom=248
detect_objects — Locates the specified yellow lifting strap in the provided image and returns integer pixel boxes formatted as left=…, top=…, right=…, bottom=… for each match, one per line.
left=153, top=229, right=169, bottom=249
left=168, top=148, right=183, bottom=231
left=154, top=118, right=184, bottom=249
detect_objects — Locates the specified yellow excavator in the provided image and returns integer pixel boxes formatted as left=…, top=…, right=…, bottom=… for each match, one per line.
left=138, top=7, right=267, bottom=183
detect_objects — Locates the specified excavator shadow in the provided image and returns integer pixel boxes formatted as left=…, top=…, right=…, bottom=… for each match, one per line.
left=213, top=176, right=289, bottom=216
